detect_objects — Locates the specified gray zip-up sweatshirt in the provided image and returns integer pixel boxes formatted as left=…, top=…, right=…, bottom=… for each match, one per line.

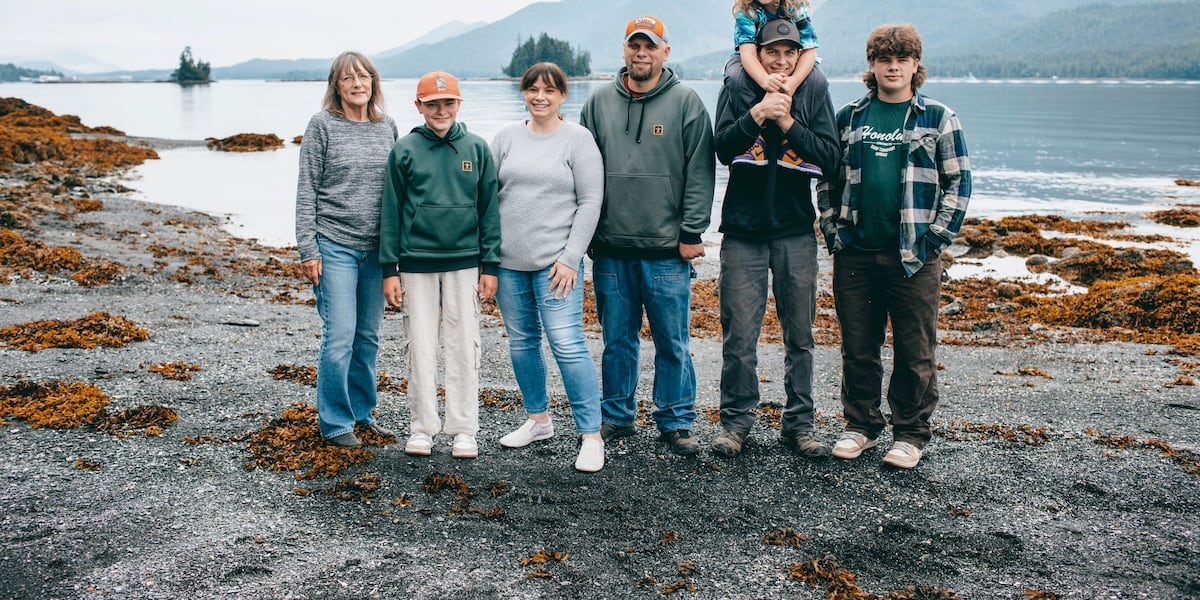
left=294, top=111, right=398, bottom=262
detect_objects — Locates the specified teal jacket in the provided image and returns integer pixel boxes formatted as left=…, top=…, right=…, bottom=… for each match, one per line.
left=379, top=122, right=500, bottom=275
left=580, top=67, right=716, bottom=259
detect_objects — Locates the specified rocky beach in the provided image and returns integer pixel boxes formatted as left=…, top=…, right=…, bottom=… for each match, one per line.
left=1, top=98, right=1199, bottom=599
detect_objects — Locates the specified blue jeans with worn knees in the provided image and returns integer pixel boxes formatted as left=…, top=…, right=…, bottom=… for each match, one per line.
left=496, top=261, right=602, bottom=435
left=593, top=256, right=696, bottom=433
left=313, top=236, right=385, bottom=438
left=718, top=235, right=818, bottom=435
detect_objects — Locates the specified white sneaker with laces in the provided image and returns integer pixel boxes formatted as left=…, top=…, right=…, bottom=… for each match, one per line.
left=574, top=437, right=605, bottom=473
left=831, top=431, right=879, bottom=460
left=404, top=432, right=434, bottom=456
left=499, top=418, right=555, bottom=448
left=882, top=441, right=922, bottom=469
left=451, top=433, right=478, bottom=459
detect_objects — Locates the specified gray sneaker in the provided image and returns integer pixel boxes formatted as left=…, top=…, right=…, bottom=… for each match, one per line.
left=600, top=421, right=636, bottom=442
left=781, top=431, right=829, bottom=458
left=326, top=431, right=360, bottom=448
left=711, top=430, right=747, bottom=457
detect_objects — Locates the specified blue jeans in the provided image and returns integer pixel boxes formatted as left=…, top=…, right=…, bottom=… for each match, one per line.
left=313, top=236, right=385, bottom=438
left=495, top=261, right=601, bottom=435
left=592, top=256, right=696, bottom=433
left=719, top=235, right=818, bottom=435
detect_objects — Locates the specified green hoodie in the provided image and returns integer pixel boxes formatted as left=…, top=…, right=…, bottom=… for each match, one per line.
left=580, top=66, right=716, bottom=259
left=379, top=122, right=500, bottom=276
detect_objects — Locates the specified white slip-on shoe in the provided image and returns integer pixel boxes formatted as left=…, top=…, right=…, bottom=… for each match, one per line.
left=404, top=432, right=434, bottom=456
left=831, top=431, right=880, bottom=460
left=574, top=437, right=605, bottom=473
left=451, top=434, right=478, bottom=459
left=499, top=418, right=555, bottom=448
left=882, top=440, right=922, bottom=469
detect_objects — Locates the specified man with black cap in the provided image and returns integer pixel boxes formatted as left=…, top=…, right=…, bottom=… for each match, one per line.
left=710, top=19, right=839, bottom=458
left=580, top=16, right=716, bottom=456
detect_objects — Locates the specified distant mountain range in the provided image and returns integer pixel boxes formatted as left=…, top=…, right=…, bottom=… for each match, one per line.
left=11, top=0, right=1200, bottom=80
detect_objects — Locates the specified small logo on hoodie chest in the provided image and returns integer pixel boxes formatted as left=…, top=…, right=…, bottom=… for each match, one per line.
left=462, top=160, right=473, bottom=173
left=652, top=124, right=664, bottom=136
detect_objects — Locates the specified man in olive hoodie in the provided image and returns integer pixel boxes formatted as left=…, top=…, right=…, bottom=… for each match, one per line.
left=580, top=16, right=716, bottom=456
left=379, top=71, right=500, bottom=461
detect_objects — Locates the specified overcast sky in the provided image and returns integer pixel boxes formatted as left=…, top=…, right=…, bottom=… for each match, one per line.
left=0, top=0, right=548, bottom=71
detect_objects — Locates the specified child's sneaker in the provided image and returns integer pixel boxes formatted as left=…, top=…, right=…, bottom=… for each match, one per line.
left=499, top=418, right=555, bottom=448
left=831, top=431, right=879, bottom=460
left=404, top=433, right=433, bottom=456
left=882, top=441, right=922, bottom=469
left=451, top=434, right=478, bottom=459
left=574, top=437, right=605, bottom=473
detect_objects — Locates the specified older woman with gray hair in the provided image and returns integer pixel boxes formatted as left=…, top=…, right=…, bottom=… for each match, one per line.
left=295, top=51, right=398, bottom=447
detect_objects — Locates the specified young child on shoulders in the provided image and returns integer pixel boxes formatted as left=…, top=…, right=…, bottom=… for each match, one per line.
left=727, top=0, right=819, bottom=97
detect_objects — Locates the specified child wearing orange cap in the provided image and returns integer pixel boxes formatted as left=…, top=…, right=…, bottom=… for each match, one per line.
left=379, top=70, right=500, bottom=460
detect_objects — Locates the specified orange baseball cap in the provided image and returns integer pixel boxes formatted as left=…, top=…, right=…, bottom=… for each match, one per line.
left=625, top=15, right=668, bottom=45
left=416, top=71, right=462, bottom=102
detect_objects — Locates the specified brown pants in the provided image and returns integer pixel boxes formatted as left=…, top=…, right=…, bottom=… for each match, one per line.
left=832, top=248, right=941, bottom=447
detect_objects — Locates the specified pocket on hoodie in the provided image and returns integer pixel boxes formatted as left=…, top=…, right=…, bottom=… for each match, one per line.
left=603, top=174, right=676, bottom=242
left=408, top=204, right=478, bottom=253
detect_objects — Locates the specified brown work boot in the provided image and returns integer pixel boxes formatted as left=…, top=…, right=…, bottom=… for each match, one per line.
left=711, top=430, right=747, bottom=457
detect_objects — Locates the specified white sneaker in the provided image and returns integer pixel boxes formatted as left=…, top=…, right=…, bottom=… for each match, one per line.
left=451, top=434, right=478, bottom=459
left=404, top=432, right=434, bottom=456
left=499, top=418, right=555, bottom=448
left=831, top=431, right=879, bottom=460
left=574, top=437, right=605, bottom=473
left=882, top=441, right=922, bottom=469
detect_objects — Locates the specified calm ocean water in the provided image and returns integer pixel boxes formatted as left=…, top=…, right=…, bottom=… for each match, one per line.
left=4, top=78, right=1199, bottom=248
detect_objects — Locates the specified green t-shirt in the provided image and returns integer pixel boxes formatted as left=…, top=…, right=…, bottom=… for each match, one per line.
left=853, top=98, right=909, bottom=252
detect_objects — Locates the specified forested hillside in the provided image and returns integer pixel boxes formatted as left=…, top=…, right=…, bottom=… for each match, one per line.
left=0, top=63, right=62, bottom=82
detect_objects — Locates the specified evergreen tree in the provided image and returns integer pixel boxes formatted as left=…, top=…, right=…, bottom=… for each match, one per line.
left=171, top=47, right=211, bottom=83
left=503, top=33, right=590, bottom=77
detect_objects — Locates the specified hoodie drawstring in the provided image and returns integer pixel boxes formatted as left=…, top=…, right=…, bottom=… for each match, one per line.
left=624, top=96, right=648, bottom=144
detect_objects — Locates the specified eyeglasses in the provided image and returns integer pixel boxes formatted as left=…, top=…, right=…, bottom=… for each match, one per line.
left=339, top=72, right=373, bottom=84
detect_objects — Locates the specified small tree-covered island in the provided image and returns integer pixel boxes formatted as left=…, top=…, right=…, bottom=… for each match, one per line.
left=503, top=33, right=590, bottom=77
left=171, top=46, right=211, bottom=83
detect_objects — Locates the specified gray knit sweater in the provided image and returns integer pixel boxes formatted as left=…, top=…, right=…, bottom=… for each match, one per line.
left=491, top=121, right=603, bottom=271
left=294, top=111, right=398, bottom=262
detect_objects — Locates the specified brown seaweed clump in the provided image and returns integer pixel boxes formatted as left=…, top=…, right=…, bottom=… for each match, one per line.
left=0, top=227, right=84, bottom=272
left=0, top=380, right=111, bottom=428
left=243, top=402, right=392, bottom=480
left=206, top=133, right=285, bottom=152
left=1146, top=208, right=1200, bottom=228
left=95, top=405, right=179, bottom=437
left=420, top=470, right=505, bottom=518
left=0, top=228, right=124, bottom=286
left=789, top=554, right=965, bottom=600
left=1088, top=428, right=1200, bottom=475
left=1034, top=274, right=1200, bottom=332
left=1050, top=246, right=1194, bottom=286
left=934, top=421, right=1055, bottom=446
left=0, top=97, right=158, bottom=174
left=763, top=528, right=811, bottom=547
left=148, top=362, right=202, bottom=381
left=70, top=260, right=124, bottom=287
left=1176, top=179, right=1200, bottom=187
left=0, top=311, right=149, bottom=351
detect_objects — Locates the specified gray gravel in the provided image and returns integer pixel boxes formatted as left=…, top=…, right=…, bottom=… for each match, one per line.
left=1, top=188, right=1198, bottom=600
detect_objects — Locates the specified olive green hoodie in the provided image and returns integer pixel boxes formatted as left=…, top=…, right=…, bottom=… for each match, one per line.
left=580, top=66, right=716, bottom=259
left=379, top=122, right=500, bottom=276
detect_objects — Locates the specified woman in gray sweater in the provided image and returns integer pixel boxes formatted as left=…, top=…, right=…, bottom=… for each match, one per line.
left=492, top=63, right=606, bottom=472
left=295, top=51, right=398, bottom=448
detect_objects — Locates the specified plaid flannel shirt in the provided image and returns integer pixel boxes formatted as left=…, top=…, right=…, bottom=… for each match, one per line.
left=817, top=90, right=971, bottom=276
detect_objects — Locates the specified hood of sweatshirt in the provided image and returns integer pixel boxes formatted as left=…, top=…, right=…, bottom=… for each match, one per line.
left=410, top=121, right=468, bottom=150
left=612, top=66, right=680, bottom=143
